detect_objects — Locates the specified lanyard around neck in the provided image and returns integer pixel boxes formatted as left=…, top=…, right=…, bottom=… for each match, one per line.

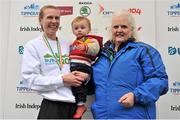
left=42, top=35, right=63, bottom=71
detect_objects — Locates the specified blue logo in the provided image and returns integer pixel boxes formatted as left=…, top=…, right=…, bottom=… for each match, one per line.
left=173, top=81, right=180, bottom=87
left=168, top=46, right=180, bottom=55
left=17, top=80, right=33, bottom=93
left=167, top=3, right=180, bottom=17
left=170, top=3, right=180, bottom=9
left=170, top=81, right=180, bottom=95
left=24, top=3, right=39, bottom=10
left=21, top=3, right=40, bottom=17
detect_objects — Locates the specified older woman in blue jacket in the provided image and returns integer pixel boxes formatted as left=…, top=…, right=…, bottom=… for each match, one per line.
left=91, top=9, right=168, bottom=119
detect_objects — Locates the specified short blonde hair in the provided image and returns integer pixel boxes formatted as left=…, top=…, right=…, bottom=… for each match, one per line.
left=71, top=16, right=91, bottom=31
left=39, top=5, right=59, bottom=31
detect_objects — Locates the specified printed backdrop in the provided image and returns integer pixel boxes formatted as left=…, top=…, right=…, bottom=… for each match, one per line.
left=0, top=0, right=179, bottom=119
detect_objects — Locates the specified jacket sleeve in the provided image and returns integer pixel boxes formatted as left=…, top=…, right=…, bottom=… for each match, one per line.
left=86, top=38, right=100, bottom=56
left=21, top=43, right=64, bottom=92
left=132, top=46, right=168, bottom=105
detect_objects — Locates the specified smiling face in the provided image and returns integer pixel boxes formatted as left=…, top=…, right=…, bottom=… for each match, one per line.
left=72, top=19, right=90, bottom=39
left=111, top=15, right=132, bottom=46
left=39, top=7, right=60, bottom=39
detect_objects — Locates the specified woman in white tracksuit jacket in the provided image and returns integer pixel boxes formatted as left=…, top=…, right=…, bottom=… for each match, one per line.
left=21, top=5, right=88, bottom=119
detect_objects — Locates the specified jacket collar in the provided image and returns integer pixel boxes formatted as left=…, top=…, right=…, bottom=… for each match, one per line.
left=101, top=38, right=137, bottom=61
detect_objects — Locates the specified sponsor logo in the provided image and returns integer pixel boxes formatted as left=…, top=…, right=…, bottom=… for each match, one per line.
left=80, top=6, right=91, bottom=17
left=15, top=103, right=40, bottom=110
left=56, top=6, right=73, bottom=16
left=98, top=4, right=104, bottom=14
left=99, top=5, right=142, bottom=31
left=44, top=53, right=69, bottom=65
left=170, top=81, right=180, bottom=95
left=18, top=46, right=24, bottom=54
left=101, top=10, right=114, bottom=16
left=99, top=5, right=143, bottom=17
left=21, top=3, right=40, bottom=17
left=128, top=8, right=142, bottom=15
left=19, top=26, right=42, bottom=32
left=79, top=1, right=92, bottom=5
left=98, top=4, right=114, bottom=17
left=167, top=3, right=180, bottom=17
left=168, top=46, right=180, bottom=55
left=171, top=105, right=180, bottom=111
left=17, top=80, right=33, bottom=93
left=168, top=26, right=179, bottom=32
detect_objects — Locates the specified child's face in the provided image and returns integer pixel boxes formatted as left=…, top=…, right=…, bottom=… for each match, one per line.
left=72, top=20, right=90, bottom=39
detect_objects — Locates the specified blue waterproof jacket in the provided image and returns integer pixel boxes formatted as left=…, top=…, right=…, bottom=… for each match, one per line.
left=91, top=40, right=168, bottom=119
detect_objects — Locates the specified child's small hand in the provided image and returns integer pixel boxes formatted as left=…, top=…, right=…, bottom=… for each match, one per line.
left=72, top=71, right=90, bottom=81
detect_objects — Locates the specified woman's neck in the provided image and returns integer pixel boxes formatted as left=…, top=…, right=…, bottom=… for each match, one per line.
left=44, top=33, right=56, bottom=40
left=114, top=42, right=121, bottom=52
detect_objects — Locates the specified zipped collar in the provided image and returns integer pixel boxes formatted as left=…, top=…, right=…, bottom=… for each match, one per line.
left=101, top=38, right=137, bottom=61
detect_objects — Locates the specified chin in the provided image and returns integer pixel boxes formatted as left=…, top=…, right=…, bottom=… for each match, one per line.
left=115, top=38, right=126, bottom=42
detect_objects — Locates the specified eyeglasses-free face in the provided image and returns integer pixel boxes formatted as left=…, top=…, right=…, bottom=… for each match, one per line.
left=40, top=8, right=60, bottom=39
left=111, top=15, right=132, bottom=45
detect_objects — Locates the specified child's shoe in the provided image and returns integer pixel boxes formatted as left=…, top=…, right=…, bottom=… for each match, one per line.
left=73, top=105, right=87, bottom=119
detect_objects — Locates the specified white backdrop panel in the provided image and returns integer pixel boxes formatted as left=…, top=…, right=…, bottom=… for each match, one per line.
left=156, top=0, right=180, bottom=119
left=0, top=0, right=11, bottom=119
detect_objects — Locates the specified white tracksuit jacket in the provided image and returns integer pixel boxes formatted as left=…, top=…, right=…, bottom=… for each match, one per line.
left=21, top=35, right=75, bottom=103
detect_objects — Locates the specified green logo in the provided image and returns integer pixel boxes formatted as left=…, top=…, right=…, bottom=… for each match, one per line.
left=80, top=6, right=91, bottom=17
left=44, top=53, right=69, bottom=65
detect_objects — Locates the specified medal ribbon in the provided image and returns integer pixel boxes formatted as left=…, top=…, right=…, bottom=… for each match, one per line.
left=42, top=35, right=63, bottom=71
